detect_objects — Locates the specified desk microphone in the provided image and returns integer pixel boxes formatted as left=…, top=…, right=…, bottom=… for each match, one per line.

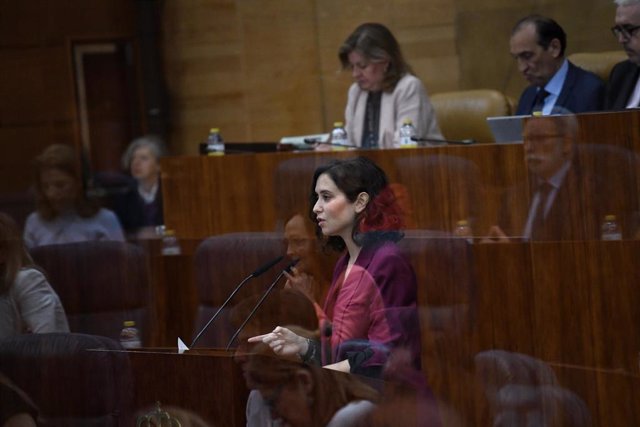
left=225, top=258, right=299, bottom=350
left=411, top=136, right=476, bottom=145
left=189, top=255, right=284, bottom=348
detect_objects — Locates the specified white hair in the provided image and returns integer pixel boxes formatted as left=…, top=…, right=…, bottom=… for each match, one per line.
left=615, top=0, right=640, bottom=6
left=121, top=134, right=166, bottom=171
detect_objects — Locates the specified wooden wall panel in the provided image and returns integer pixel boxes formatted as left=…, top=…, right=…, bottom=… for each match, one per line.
left=238, top=0, right=323, bottom=141
left=0, top=0, right=135, bottom=201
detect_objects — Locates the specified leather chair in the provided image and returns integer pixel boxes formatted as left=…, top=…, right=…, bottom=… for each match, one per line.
left=30, top=241, right=152, bottom=345
left=431, top=89, right=514, bottom=143
left=192, top=232, right=288, bottom=347
left=0, top=332, right=134, bottom=426
left=567, top=50, right=627, bottom=82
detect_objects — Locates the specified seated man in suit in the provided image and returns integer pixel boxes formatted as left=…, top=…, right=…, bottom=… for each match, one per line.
left=605, top=0, right=640, bottom=109
left=510, top=15, right=604, bottom=115
left=486, top=113, right=618, bottom=241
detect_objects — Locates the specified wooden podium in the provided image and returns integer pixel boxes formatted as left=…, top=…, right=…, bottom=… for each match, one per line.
left=119, top=348, right=248, bottom=426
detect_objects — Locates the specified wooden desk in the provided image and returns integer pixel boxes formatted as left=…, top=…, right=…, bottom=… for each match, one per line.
left=126, top=348, right=248, bottom=426
left=161, top=111, right=640, bottom=240
left=161, top=144, right=525, bottom=239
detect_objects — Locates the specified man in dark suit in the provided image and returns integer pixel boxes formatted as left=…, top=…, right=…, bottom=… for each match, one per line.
left=486, top=114, right=636, bottom=241
left=510, top=15, right=604, bottom=115
left=605, top=0, right=640, bottom=109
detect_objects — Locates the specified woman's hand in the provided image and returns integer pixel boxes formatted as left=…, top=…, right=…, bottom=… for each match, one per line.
left=247, top=326, right=309, bottom=357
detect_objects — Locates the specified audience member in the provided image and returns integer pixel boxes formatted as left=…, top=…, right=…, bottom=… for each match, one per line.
left=486, top=113, right=623, bottom=241
left=283, top=212, right=334, bottom=322
left=113, top=135, right=166, bottom=238
left=245, top=343, right=378, bottom=427
left=231, top=290, right=323, bottom=427
left=510, top=15, right=604, bottom=115
left=605, top=0, right=640, bottom=109
left=250, top=157, right=421, bottom=379
left=0, top=212, right=69, bottom=339
left=338, top=23, right=442, bottom=148
left=23, top=144, right=124, bottom=248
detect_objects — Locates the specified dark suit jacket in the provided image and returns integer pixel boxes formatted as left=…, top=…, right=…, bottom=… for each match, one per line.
left=112, top=179, right=164, bottom=233
left=604, top=59, right=640, bottom=110
left=516, top=61, right=604, bottom=115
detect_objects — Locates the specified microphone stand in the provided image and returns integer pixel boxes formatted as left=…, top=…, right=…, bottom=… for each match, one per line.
left=189, top=255, right=284, bottom=348
left=225, top=259, right=299, bottom=350
left=411, top=136, right=475, bottom=145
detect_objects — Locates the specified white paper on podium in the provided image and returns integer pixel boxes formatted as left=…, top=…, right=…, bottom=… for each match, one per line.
left=178, top=337, right=189, bottom=354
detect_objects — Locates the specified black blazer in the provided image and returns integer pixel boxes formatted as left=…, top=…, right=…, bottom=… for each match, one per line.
left=516, top=61, right=604, bottom=115
left=604, top=59, right=640, bottom=110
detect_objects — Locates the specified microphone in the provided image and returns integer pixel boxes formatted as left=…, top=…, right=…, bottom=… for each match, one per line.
left=189, top=255, right=284, bottom=348
left=225, top=258, right=299, bottom=350
left=304, top=138, right=356, bottom=149
left=411, top=136, right=475, bottom=145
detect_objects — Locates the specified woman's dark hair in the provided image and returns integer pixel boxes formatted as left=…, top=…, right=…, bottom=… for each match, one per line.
left=338, top=22, right=413, bottom=92
left=0, top=212, right=34, bottom=295
left=309, top=157, right=404, bottom=252
left=33, top=144, right=99, bottom=220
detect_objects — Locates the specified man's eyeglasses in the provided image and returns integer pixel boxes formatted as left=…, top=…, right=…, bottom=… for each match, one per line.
left=611, top=24, right=640, bottom=39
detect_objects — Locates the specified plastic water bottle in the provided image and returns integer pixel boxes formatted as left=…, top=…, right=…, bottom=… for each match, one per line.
left=204, top=128, right=225, bottom=156
left=161, top=229, right=182, bottom=255
left=330, top=122, right=349, bottom=150
left=453, top=219, right=473, bottom=243
left=119, top=320, right=142, bottom=349
left=601, top=214, right=622, bottom=240
left=399, top=119, right=417, bottom=148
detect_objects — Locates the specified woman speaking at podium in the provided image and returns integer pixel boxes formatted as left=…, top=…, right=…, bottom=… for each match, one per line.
left=338, top=23, right=442, bottom=148
left=250, top=157, right=420, bottom=378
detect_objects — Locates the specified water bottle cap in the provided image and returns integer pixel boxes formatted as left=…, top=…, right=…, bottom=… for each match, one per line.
left=210, top=128, right=220, bottom=133
left=403, top=119, right=413, bottom=125
left=124, top=320, right=136, bottom=327
left=604, top=214, right=616, bottom=221
left=333, top=122, right=344, bottom=127
left=457, top=220, right=469, bottom=226
left=164, top=229, right=176, bottom=236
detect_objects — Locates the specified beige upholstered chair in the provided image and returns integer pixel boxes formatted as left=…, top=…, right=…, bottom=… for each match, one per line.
left=431, top=89, right=514, bottom=144
left=567, top=50, right=627, bottom=82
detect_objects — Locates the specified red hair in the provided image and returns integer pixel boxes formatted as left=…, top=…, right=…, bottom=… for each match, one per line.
left=358, top=185, right=405, bottom=233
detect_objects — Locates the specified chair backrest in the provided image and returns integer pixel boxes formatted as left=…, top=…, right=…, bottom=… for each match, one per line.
left=0, top=332, right=133, bottom=426
left=567, top=50, right=627, bottom=82
left=193, top=232, right=287, bottom=347
left=30, top=241, right=151, bottom=345
left=431, top=89, right=514, bottom=143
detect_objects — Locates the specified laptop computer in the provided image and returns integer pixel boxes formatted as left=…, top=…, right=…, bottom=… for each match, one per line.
left=486, top=115, right=528, bottom=144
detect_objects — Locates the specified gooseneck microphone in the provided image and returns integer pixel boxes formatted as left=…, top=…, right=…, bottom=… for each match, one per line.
left=411, top=136, right=476, bottom=145
left=303, top=138, right=356, bottom=149
left=189, top=255, right=284, bottom=348
left=225, top=258, right=299, bottom=350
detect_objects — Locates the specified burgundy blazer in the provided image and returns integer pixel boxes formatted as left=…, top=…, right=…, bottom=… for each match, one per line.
left=321, top=240, right=421, bottom=370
